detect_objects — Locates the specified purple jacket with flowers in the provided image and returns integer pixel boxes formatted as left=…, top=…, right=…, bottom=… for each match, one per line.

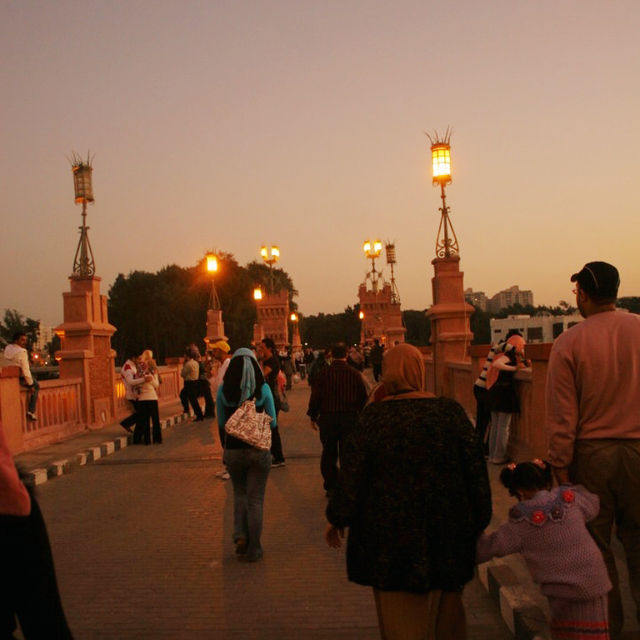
left=476, top=485, right=611, bottom=600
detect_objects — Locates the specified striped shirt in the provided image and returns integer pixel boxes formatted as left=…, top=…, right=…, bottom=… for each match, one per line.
left=307, top=360, right=367, bottom=420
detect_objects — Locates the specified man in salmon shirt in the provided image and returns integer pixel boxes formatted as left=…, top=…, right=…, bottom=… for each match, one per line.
left=546, top=261, right=640, bottom=638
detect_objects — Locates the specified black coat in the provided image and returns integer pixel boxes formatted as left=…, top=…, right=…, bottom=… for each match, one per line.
left=326, top=397, right=492, bottom=592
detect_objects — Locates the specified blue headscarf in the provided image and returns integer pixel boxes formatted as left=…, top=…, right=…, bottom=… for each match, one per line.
left=233, top=347, right=258, bottom=404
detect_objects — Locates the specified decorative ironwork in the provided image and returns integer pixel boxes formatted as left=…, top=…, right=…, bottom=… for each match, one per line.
left=385, top=242, right=401, bottom=304
left=70, top=152, right=96, bottom=277
left=426, top=128, right=460, bottom=258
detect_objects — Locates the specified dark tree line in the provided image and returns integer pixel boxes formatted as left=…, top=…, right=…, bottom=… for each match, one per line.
left=107, top=254, right=297, bottom=365
left=0, top=309, right=40, bottom=350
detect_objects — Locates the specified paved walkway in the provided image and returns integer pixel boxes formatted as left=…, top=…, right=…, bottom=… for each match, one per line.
left=16, top=383, right=512, bottom=639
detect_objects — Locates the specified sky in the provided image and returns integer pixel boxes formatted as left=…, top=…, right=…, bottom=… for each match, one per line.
left=2, top=0, right=639, bottom=327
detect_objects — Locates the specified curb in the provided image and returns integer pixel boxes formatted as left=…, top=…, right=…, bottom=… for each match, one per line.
left=478, top=560, right=550, bottom=640
left=21, top=412, right=190, bottom=487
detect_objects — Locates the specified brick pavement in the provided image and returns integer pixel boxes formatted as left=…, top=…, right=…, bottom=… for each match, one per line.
left=25, top=381, right=512, bottom=639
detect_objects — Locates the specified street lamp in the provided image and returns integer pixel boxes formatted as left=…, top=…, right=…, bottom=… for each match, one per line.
left=359, top=310, right=365, bottom=320
left=260, top=244, right=280, bottom=292
left=290, top=312, right=298, bottom=322
left=363, top=239, right=383, bottom=292
left=205, top=252, right=220, bottom=310
left=426, top=127, right=459, bottom=258
left=70, top=151, right=96, bottom=277
left=385, top=242, right=400, bottom=304
left=253, top=287, right=263, bottom=301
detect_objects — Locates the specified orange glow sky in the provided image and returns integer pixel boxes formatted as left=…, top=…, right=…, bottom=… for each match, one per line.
left=2, top=1, right=639, bottom=326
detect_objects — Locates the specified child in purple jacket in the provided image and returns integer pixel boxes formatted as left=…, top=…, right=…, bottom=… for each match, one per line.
left=477, top=460, right=611, bottom=640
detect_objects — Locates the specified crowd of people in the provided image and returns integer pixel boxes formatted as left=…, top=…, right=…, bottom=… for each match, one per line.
left=2, top=259, right=638, bottom=639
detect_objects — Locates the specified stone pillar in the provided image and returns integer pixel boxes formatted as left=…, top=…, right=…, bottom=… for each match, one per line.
left=426, top=256, right=474, bottom=396
left=204, top=308, right=227, bottom=351
left=255, top=290, right=289, bottom=350
left=291, top=322, right=302, bottom=353
left=55, top=276, right=117, bottom=426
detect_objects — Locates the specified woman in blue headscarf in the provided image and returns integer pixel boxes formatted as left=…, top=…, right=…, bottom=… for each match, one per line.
left=216, top=348, right=277, bottom=562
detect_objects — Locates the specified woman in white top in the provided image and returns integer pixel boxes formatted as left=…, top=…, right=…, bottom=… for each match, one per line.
left=136, top=350, right=161, bottom=445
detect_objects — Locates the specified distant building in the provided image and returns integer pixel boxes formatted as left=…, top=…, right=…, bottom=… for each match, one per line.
left=488, top=285, right=534, bottom=313
left=464, top=288, right=488, bottom=311
left=490, top=313, right=583, bottom=344
left=35, top=324, right=54, bottom=352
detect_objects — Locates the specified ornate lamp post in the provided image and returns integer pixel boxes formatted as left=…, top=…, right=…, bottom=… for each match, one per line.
left=427, top=128, right=459, bottom=258
left=260, top=244, right=280, bottom=293
left=363, top=239, right=383, bottom=293
left=206, top=253, right=220, bottom=310
left=71, top=152, right=96, bottom=277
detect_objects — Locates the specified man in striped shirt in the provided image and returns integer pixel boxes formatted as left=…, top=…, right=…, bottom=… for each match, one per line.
left=307, top=343, right=368, bottom=496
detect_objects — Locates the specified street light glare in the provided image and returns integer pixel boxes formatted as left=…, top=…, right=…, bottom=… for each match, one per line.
left=253, top=287, right=263, bottom=300
left=260, top=246, right=268, bottom=259
left=431, top=144, right=451, bottom=183
left=206, top=253, right=218, bottom=273
left=271, top=246, right=280, bottom=259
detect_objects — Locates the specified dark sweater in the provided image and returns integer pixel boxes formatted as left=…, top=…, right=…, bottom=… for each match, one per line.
left=326, top=397, right=492, bottom=592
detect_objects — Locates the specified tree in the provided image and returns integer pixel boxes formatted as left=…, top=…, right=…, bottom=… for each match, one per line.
left=618, top=297, right=640, bottom=314
left=402, top=310, right=431, bottom=346
left=107, top=254, right=298, bottom=364
left=0, top=309, right=39, bottom=349
left=300, top=307, right=360, bottom=348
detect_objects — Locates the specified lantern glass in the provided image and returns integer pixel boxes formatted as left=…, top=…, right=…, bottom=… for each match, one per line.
left=431, top=144, right=451, bottom=182
left=206, top=254, right=218, bottom=273
left=254, top=287, right=263, bottom=300
left=271, top=246, right=280, bottom=259
left=373, top=240, right=382, bottom=255
left=290, top=313, right=297, bottom=322
left=363, top=241, right=371, bottom=255
left=260, top=246, right=268, bottom=259
left=359, top=311, right=365, bottom=320
left=72, top=165, right=95, bottom=203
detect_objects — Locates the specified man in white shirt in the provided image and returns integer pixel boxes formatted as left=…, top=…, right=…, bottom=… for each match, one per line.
left=4, top=332, right=39, bottom=421
left=119, top=352, right=147, bottom=433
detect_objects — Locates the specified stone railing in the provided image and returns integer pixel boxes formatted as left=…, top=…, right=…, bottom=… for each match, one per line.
left=427, top=343, right=552, bottom=461
left=1, top=362, right=183, bottom=455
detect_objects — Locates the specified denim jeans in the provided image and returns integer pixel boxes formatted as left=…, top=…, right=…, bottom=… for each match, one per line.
left=20, top=377, right=39, bottom=414
left=223, top=448, right=271, bottom=560
left=488, top=411, right=512, bottom=463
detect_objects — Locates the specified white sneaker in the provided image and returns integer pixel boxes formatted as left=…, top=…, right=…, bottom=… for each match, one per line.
left=26, top=412, right=38, bottom=421
left=215, top=469, right=230, bottom=480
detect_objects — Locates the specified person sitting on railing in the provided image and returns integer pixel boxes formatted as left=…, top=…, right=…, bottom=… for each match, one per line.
left=4, top=332, right=39, bottom=422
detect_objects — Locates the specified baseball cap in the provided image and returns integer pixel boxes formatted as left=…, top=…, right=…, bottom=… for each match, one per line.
left=211, top=340, right=230, bottom=353
left=571, top=261, right=620, bottom=298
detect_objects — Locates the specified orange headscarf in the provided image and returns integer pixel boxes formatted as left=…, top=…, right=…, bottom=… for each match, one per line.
left=382, top=343, right=435, bottom=400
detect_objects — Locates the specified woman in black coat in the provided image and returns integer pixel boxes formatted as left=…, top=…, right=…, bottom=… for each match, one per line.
left=325, top=343, right=492, bottom=640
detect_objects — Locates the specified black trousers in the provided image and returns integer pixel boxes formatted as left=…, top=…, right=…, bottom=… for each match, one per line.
left=136, top=400, right=161, bottom=444
left=372, top=363, right=382, bottom=382
left=317, top=412, right=358, bottom=492
left=199, top=380, right=215, bottom=418
left=120, top=399, right=138, bottom=429
left=270, top=410, right=285, bottom=463
left=473, top=385, right=491, bottom=454
left=0, top=494, right=73, bottom=639
left=183, top=381, right=204, bottom=419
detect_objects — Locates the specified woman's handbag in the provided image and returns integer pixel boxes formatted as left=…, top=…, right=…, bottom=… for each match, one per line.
left=224, top=399, right=272, bottom=450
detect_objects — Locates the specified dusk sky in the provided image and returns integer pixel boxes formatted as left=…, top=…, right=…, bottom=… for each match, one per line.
left=2, top=1, right=639, bottom=327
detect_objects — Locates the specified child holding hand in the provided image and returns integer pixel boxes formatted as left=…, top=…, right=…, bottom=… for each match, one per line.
left=477, top=460, right=611, bottom=640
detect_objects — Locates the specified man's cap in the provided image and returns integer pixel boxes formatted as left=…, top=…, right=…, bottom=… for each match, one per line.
left=571, top=261, right=620, bottom=298
left=211, top=340, right=230, bottom=353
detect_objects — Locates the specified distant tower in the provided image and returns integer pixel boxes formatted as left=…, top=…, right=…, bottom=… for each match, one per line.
left=385, top=242, right=400, bottom=304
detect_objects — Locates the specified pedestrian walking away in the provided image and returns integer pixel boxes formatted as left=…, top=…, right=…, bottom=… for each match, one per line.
left=216, top=348, right=277, bottom=563
left=546, top=260, right=640, bottom=638
left=258, top=338, right=286, bottom=466
left=325, top=343, right=491, bottom=640
left=307, top=342, right=367, bottom=497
